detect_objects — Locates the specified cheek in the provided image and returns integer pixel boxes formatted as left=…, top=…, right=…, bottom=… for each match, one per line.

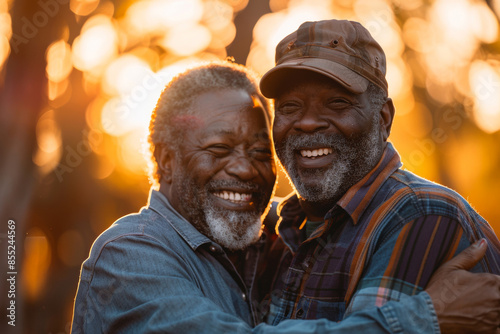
left=327, top=112, right=372, bottom=136
left=272, top=119, right=289, bottom=144
left=185, top=155, right=223, bottom=182
left=257, top=161, right=277, bottom=191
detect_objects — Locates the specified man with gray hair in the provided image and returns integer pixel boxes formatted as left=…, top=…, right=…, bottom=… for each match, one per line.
left=259, top=19, right=500, bottom=333
left=71, top=61, right=498, bottom=333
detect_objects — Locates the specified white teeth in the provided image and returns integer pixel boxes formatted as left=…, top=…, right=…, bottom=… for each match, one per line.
left=214, top=191, right=252, bottom=203
left=300, top=148, right=333, bottom=157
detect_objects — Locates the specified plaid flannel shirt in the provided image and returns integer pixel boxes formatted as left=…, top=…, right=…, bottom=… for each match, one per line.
left=264, top=142, right=500, bottom=325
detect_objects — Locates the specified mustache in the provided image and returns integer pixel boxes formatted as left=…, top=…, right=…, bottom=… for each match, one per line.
left=207, top=179, right=261, bottom=192
left=277, top=132, right=348, bottom=152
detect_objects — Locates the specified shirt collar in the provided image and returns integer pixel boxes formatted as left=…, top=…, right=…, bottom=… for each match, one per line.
left=147, top=189, right=213, bottom=251
left=336, top=142, right=402, bottom=225
left=277, top=142, right=402, bottom=236
left=148, top=189, right=268, bottom=253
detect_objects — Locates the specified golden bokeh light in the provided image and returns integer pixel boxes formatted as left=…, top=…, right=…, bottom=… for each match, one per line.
left=92, top=154, right=115, bottom=179
left=33, top=110, right=63, bottom=176
left=48, top=78, right=71, bottom=102
left=386, top=57, right=412, bottom=100
left=353, top=0, right=394, bottom=33
left=203, top=0, right=234, bottom=31
left=469, top=60, right=500, bottom=133
left=470, top=1, right=499, bottom=44
left=224, top=0, right=249, bottom=12
left=250, top=4, right=332, bottom=75
left=402, top=17, right=433, bottom=54
left=161, top=23, right=212, bottom=56
left=0, top=35, right=9, bottom=70
left=124, top=0, right=204, bottom=36
left=0, top=1, right=11, bottom=72
left=46, top=40, right=73, bottom=83
left=5, top=2, right=500, bottom=333
left=119, top=129, right=149, bottom=174
left=103, top=54, right=152, bottom=96
left=72, top=15, right=118, bottom=74
left=393, top=0, right=423, bottom=11
left=209, top=21, right=237, bottom=49
left=22, top=228, right=51, bottom=302
left=70, top=0, right=101, bottom=16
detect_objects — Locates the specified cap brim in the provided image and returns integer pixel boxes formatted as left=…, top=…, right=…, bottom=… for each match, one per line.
left=260, top=58, right=369, bottom=98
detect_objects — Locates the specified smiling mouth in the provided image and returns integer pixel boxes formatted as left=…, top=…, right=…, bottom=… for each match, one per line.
left=213, top=191, right=253, bottom=204
left=299, top=148, right=333, bottom=159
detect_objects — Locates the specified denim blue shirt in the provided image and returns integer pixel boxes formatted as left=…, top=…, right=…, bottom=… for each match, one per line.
left=71, top=189, right=440, bottom=333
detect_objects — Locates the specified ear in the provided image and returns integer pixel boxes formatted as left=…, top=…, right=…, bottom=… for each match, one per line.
left=379, top=98, right=395, bottom=142
left=154, top=144, right=175, bottom=184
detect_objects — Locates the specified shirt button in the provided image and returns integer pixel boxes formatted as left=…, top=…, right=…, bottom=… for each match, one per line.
left=296, top=308, right=304, bottom=318
left=241, top=293, right=247, bottom=301
left=209, top=245, right=217, bottom=252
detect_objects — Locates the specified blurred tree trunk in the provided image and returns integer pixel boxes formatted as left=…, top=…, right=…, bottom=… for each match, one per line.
left=0, top=0, right=71, bottom=332
left=226, top=0, right=271, bottom=64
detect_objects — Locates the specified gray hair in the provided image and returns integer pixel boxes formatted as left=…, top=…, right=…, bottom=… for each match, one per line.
left=366, top=82, right=388, bottom=114
left=147, top=61, right=270, bottom=186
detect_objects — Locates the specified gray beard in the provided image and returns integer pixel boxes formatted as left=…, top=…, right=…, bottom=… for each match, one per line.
left=275, top=113, right=382, bottom=204
left=173, top=173, right=266, bottom=251
left=204, top=206, right=263, bottom=251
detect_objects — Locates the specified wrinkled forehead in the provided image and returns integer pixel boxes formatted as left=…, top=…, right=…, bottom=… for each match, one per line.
left=173, top=89, right=272, bottom=138
left=192, top=89, right=268, bottom=121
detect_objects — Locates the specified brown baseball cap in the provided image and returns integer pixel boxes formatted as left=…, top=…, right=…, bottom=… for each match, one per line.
left=259, top=19, right=388, bottom=98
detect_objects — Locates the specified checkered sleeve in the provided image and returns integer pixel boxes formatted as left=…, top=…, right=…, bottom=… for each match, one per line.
left=345, top=215, right=466, bottom=315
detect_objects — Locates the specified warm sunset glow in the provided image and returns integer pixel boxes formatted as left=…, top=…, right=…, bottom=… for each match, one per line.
left=119, top=130, right=149, bottom=174
left=402, top=17, right=432, bottom=53
left=48, top=79, right=70, bottom=101
left=471, top=1, right=499, bottom=44
left=46, top=40, right=73, bottom=83
left=386, top=58, right=412, bottom=100
left=0, top=35, right=9, bottom=69
left=103, top=54, right=152, bottom=96
left=209, top=21, right=237, bottom=49
left=70, top=0, right=100, bottom=16
left=72, top=15, right=118, bottom=73
left=469, top=60, right=500, bottom=133
left=203, top=0, right=234, bottom=31
left=33, top=110, right=63, bottom=175
left=250, top=6, right=331, bottom=75
left=22, top=228, right=51, bottom=301
left=0, top=2, right=11, bottom=72
left=6, top=2, right=500, bottom=333
left=124, top=0, right=203, bottom=36
left=161, top=23, right=212, bottom=56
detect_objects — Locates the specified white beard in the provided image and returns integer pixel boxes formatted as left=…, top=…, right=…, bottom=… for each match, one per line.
left=204, top=207, right=263, bottom=251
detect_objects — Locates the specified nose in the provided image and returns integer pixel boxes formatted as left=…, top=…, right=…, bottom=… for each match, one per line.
left=225, top=155, right=258, bottom=181
left=294, top=106, right=329, bottom=133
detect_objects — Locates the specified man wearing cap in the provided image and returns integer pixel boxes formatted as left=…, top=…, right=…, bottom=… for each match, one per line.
left=72, top=61, right=499, bottom=333
left=259, top=19, right=500, bottom=332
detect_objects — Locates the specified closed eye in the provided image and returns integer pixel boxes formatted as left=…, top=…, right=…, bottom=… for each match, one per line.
left=276, top=101, right=301, bottom=115
left=250, top=148, right=273, bottom=161
left=206, top=144, right=231, bottom=156
left=327, top=98, right=351, bottom=109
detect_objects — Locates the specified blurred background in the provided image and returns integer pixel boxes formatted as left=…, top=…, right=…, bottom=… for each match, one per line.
left=1, top=0, right=500, bottom=332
